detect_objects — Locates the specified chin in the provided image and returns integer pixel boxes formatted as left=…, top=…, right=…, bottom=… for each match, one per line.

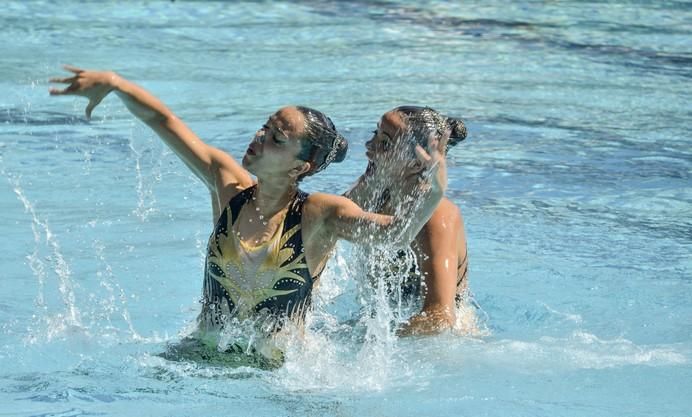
left=365, top=161, right=377, bottom=174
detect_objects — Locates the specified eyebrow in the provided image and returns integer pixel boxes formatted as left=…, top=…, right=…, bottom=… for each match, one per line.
left=375, top=123, right=393, bottom=140
left=265, top=120, right=289, bottom=140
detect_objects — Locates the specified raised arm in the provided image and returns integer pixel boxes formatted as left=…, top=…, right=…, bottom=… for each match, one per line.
left=49, top=65, right=253, bottom=193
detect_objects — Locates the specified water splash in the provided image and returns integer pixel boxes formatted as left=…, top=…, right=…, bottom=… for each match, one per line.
left=91, top=240, right=160, bottom=343
left=267, top=248, right=419, bottom=393
left=3, top=168, right=84, bottom=343
left=127, top=125, right=164, bottom=222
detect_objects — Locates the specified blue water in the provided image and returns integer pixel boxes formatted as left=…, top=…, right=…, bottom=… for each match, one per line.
left=2, top=1, right=691, bottom=416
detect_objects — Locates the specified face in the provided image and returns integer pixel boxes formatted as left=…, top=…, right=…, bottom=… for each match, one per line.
left=242, top=107, right=309, bottom=178
left=365, top=111, right=412, bottom=173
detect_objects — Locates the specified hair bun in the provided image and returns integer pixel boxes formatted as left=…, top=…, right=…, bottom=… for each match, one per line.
left=333, top=136, right=348, bottom=163
left=446, top=117, right=467, bottom=150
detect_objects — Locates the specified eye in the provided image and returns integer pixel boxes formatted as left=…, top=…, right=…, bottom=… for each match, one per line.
left=381, top=140, right=391, bottom=151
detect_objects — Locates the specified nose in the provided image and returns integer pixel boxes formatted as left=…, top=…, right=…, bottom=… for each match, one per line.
left=254, top=129, right=266, bottom=144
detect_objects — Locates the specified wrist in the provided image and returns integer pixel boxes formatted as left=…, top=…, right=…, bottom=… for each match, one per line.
left=105, top=71, right=122, bottom=91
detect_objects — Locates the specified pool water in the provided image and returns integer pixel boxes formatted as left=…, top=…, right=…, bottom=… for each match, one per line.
left=1, top=1, right=690, bottom=416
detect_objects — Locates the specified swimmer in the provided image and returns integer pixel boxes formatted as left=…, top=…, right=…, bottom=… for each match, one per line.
left=345, top=106, right=470, bottom=336
left=49, top=67, right=447, bottom=346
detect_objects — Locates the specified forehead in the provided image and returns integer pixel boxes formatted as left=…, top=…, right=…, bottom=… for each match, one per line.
left=379, top=111, right=407, bottom=139
left=269, top=107, right=306, bottom=138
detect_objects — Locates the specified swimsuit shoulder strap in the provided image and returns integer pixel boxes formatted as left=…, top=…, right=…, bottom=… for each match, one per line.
left=283, top=188, right=309, bottom=231
left=277, top=189, right=315, bottom=277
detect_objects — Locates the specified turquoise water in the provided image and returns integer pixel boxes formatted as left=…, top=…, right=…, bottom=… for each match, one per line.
left=2, top=1, right=691, bottom=416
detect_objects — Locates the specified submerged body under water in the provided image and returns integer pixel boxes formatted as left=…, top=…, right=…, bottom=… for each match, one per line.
left=1, top=1, right=691, bottom=416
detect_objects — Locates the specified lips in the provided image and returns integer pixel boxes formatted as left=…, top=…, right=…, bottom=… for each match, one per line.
left=246, top=143, right=260, bottom=156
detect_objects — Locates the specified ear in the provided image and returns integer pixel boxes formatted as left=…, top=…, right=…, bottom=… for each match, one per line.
left=289, top=161, right=311, bottom=179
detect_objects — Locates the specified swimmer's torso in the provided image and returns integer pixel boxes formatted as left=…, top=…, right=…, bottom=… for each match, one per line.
left=200, top=185, right=315, bottom=328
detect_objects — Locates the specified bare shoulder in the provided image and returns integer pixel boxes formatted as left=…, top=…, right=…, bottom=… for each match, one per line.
left=427, top=197, right=462, bottom=229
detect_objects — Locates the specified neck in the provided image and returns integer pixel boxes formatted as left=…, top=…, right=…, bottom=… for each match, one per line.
left=363, top=162, right=392, bottom=189
left=253, top=177, right=298, bottom=217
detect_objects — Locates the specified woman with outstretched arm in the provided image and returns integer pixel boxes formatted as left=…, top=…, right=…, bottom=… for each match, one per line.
left=49, top=66, right=448, bottom=354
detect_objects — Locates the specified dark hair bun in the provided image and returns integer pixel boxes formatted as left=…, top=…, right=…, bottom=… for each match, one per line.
left=333, top=136, right=348, bottom=163
left=446, top=117, right=467, bottom=150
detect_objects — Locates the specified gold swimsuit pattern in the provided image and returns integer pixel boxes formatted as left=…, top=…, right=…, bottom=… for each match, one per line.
left=200, top=186, right=315, bottom=327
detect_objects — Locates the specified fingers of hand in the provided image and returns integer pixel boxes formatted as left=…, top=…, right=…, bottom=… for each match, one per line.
left=413, top=144, right=441, bottom=176
left=49, top=76, right=77, bottom=84
left=49, top=66, right=84, bottom=94
left=403, top=159, right=422, bottom=175
left=414, top=144, right=432, bottom=164
left=48, top=86, right=75, bottom=96
left=63, top=64, right=84, bottom=74
left=49, top=73, right=79, bottom=95
left=426, top=132, right=441, bottom=153
left=437, top=128, right=451, bottom=153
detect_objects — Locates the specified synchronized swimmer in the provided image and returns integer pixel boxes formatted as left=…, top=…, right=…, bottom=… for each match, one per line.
left=49, top=65, right=469, bottom=362
left=345, top=106, right=471, bottom=335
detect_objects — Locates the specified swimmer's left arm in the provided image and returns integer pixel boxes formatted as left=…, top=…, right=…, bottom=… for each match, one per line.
left=416, top=203, right=460, bottom=317
left=398, top=203, right=460, bottom=336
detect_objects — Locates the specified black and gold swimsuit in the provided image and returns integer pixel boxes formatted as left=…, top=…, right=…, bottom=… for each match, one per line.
left=199, top=185, right=315, bottom=329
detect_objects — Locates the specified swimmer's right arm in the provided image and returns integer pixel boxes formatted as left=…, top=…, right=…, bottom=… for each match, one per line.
left=49, top=65, right=253, bottom=193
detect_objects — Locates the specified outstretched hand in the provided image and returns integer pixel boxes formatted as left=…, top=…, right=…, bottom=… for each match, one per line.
left=49, top=65, right=117, bottom=119
left=399, top=129, right=450, bottom=197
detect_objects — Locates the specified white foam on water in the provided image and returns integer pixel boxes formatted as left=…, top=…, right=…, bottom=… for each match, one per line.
left=272, top=312, right=419, bottom=394
left=469, top=330, right=689, bottom=371
left=134, top=351, right=266, bottom=381
left=268, top=248, right=428, bottom=393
